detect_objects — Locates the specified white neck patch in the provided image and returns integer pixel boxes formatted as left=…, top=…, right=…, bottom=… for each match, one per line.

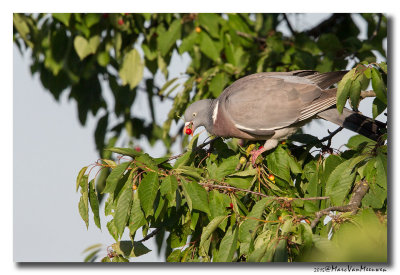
left=212, top=101, right=219, bottom=124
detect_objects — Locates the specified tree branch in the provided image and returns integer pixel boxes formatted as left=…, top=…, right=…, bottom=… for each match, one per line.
left=282, top=14, right=296, bottom=36
left=310, top=179, right=370, bottom=228
left=305, top=14, right=349, bottom=38
left=368, top=13, right=383, bottom=41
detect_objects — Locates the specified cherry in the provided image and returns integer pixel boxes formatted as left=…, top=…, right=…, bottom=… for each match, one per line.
left=118, top=18, right=124, bottom=25
left=185, top=128, right=193, bottom=135
left=134, top=146, right=142, bottom=152
left=195, top=26, right=201, bottom=33
left=229, top=203, right=233, bottom=209
left=268, top=174, right=275, bottom=181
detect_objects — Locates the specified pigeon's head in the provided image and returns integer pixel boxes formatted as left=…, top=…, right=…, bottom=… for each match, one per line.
left=183, top=99, right=214, bottom=135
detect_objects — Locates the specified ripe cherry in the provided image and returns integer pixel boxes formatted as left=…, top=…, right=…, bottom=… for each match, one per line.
left=118, top=19, right=124, bottom=25
left=134, top=146, right=142, bottom=152
left=229, top=203, right=233, bottom=209
left=185, top=128, right=193, bottom=135
left=268, top=174, right=275, bottom=181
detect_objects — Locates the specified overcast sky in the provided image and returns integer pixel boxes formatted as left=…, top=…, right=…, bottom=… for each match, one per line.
left=13, top=13, right=387, bottom=262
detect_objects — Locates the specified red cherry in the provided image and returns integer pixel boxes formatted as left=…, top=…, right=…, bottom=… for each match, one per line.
left=134, top=146, right=142, bottom=152
left=259, top=145, right=264, bottom=150
left=229, top=203, right=233, bottom=209
left=118, top=19, right=124, bottom=25
left=185, top=128, right=192, bottom=135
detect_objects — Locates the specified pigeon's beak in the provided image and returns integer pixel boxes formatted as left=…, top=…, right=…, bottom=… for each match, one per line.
left=183, top=122, right=194, bottom=136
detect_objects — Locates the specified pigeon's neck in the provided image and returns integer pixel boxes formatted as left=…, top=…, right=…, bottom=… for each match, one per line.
left=202, top=99, right=217, bottom=133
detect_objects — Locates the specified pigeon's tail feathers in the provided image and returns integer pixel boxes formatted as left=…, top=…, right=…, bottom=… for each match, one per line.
left=305, top=71, right=349, bottom=89
left=317, top=107, right=386, bottom=141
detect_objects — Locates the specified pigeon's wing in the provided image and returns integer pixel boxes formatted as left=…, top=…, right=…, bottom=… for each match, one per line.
left=220, top=74, right=325, bottom=136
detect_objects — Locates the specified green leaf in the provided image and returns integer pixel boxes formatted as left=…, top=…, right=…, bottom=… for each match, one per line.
left=336, top=78, right=352, bottom=113
left=76, top=166, right=88, bottom=192
left=375, top=152, right=387, bottom=189
left=128, top=191, right=146, bottom=235
left=52, top=13, right=71, bottom=26
left=239, top=197, right=270, bottom=243
left=167, top=249, right=182, bottom=262
left=73, top=35, right=100, bottom=60
left=138, top=172, right=159, bottom=217
left=265, top=147, right=292, bottom=183
left=178, top=31, right=199, bottom=54
left=349, top=79, right=361, bottom=110
left=209, top=190, right=230, bottom=230
left=78, top=195, right=89, bottom=229
left=102, top=161, right=131, bottom=194
left=107, top=147, right=141, bottom=158
left=198, top=13, right=220, bottom=38
left=199, top=216, right=227, bottom=249
left=378, top=62, right=387, bottom=74
left=325, top=158, right=362, bottom=205
left=199, top=31, right=220, bottom=62
left=119, top=48, right=144, bottom=90
left=273, top=239, right=288, bottom=262
left=371, top=67, right=387, bottom=104
left=107, top=219, right=119, bottom=241
left=181, top=179, right=211, bottom=215
left=112, top=241, right=151, bottom=258
left=209, top=72, right=229, bottom=98
left=157, top=19, right=181, bottom=56
left=88, top=180, right=101, bottom=229
left=214, top=226, right=238, bottom=262
left=160, top=175, right=178, bottom=206
left=372, top=98, right=386, bottom=119
left=114, top=187, right=133, bottom=237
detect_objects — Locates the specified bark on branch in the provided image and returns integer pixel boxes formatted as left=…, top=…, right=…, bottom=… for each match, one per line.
left=310, top=179, right=370, bottom=228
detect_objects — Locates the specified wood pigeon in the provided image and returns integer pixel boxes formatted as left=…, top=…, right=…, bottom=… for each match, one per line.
left=183, top=70, right=385, bottom=164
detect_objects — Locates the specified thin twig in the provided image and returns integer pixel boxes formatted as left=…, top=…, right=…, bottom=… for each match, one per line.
left=368, top=13, right=383, bottom=41
left=161, top=136, right=221, bottom=164
left=236, top=31, right=266, bottom=43
left=138, top=228, right=161, bottom=242
left=320, top=127, right=344, bottom=148
left=360, top=90, right=377, bottom=99
left=199, top=182, right=329, bottom=201
left=282, top=14, right=296, bottom=36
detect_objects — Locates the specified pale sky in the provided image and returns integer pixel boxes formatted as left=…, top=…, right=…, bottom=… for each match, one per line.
left=13, top=13, right=387, bottom=262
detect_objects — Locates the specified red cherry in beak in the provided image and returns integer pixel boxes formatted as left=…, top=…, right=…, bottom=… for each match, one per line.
left=185, top=128, right=193, bottom=135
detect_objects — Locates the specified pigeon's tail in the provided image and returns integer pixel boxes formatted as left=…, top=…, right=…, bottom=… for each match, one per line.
left=317, top=107, right=386, bottom=142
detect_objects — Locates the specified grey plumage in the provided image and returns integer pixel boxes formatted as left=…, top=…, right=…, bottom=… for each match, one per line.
left=183, top=70, right=385, bottom=158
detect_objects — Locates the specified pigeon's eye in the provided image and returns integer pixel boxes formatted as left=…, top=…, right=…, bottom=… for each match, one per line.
left=192, top=113, right=197, bottom=117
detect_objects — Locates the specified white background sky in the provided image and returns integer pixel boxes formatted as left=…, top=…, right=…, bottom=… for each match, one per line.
left=3, top=0, right=400, bottom=274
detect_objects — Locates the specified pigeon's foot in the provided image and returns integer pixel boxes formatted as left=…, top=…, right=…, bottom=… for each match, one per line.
left=250, top=146, right=267, bottom=166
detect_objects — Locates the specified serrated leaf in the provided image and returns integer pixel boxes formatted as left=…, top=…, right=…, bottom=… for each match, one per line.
left=107, top=219, right=118, bottom=241
left=113, top=240, right=151, bottom=258
left=157, top=19, right=181, bottom=56
left=199, top=31, right=220, bottom=62
left=114, top=187, right=133, bottom=237
left=214, top=226, right=238, bottom=262
left=371, top=67, right=387, bottom=104
left=107, top=147, right=141, bottom=158
left=375, top=152, right=387, bottom=189
left=325, top=158, right=361, bottom=205
left=178, top=31, right=199, bottom=54
left=239, top=197, right=270, bottom=243
left=199, top=216, right=226, bottom=249
left=198, top=13, right=220, bottom=38
left=209, top=190, right=230, bottom=230
left=336, top=78, right=352, bottom=113
left=138, top=172, right=159, bottom=217
left=372, top=98, right=386, bottom=119
left=78, top=195, right=89, bottom=229
left=89, top=180, right=101, bottom=229
left=181, top=179, right=210, bottom=215
left=119, top=48, right=144, bottom=90
left=128, top=191, right=146, bottom=235
left=349, top=79, right=361, bottom=110
left=103, top=161, right=131, bottom=194
left=76, top=166, right=88, bottom=192
left=160, top=175, right=178, bottom=206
